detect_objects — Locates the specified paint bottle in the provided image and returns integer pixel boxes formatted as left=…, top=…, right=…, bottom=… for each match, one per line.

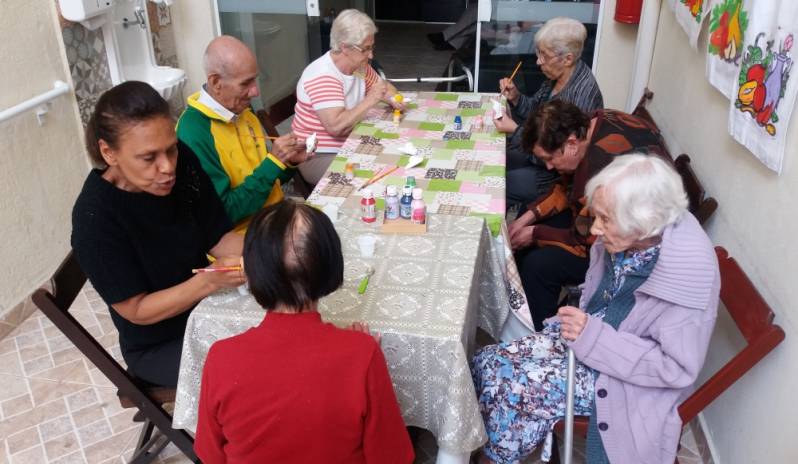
left=453, top=115, right=462, bottom=131
left=345, top=162, right=355, bottom=181
left=399, top=185, right=413, bottom=219
left=406, top=176, right=416, bottom=189
left=384, top=185, right=400, bottom=220
left=472, top=115, right=483, bottom=131
left=360, top=188, right=376, bottom=223
left=393, top=109, right=402, bottom=124
left=411, top=188, right=426, bottom=224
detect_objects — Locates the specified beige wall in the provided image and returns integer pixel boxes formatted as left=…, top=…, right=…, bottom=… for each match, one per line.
left=593, top=0, right=639, bottom=109
left=0, top=0, right=89, bottom=327
left=647, top=3, right=798, bottom=463
left=170, top=0, right=219, bottom=96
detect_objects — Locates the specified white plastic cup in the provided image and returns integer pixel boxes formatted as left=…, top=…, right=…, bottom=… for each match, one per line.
left=357, top=234, right=377, bottom=257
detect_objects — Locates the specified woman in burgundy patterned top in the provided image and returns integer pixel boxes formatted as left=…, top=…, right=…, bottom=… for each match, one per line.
left=508, top=100, right=670, bottom=330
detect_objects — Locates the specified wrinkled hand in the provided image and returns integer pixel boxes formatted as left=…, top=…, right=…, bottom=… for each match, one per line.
left=493, top=114, right=518, bottom=134
left=200, top=256, right=247, bottom=291
left=509, top=225, right=535, bottom=251
left=558, top=306, right=588, bottom=341
left=499, top=77, right=520, bottom=105
left=349, top=321, right=381, bottom=343
left=271, top=133, right=310, bottom=166
left=366, top=79, right=389, bottom=105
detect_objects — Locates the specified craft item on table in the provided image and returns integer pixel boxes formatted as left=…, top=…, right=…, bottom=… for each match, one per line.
left=385, top=185, right=400, bottom=220
left=398, top=141, right=418, bottom=156
left=358, top=165, right=400, bottom=191
left=453, top=115, right=463, bottom=130
left=191, top=266, right=242, bottom=273
left=706, top=0, right=750, bottom=99
left=305, top=132, right=317, bottom=153
left=356, top=234, right=377, bottom=257
left=411, top=188, right=427, bottom=225
left=360, top=188, right=376, bottom=223
left=472, top=115, right=484, bottom=131
left=406, top=155, right=425, bottom=170
left=344, top=162, right=356, bottom=181
left=400, top=185, right=413, bottom=219
left=392, top=93, right=404, bottom=105
left=357, top=265, right=375, bottom=294
left=322, top=203, right=340, bottom=223
left=406, top=176, right=416, bottom=188
left=393, top=109, right=402, bottom=124
left=492, top=99, right=504, bottom=119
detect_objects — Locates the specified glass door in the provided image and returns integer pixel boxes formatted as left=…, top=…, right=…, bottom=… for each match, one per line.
left=215, top=0, right=369, bottom=111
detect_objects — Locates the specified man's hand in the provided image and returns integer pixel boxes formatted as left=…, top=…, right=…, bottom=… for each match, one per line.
left=271, top=134, right=300, bottom=164
left=499, top=77, right=521, bottom=106
left=510, top=225, right=535, bottom=251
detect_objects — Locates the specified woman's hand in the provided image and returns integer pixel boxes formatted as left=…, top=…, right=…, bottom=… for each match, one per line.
left=493, top=114, right=518, bottom=134
left=498, top=78, right=520, bottom=105
left=200, top=256, right=247, bottom=291
left=349, top=321, right=381, bottom=343
left=366, top=79, right=388, bottom=105
left=558, top=306, right=588, bottom=341
left=510, top=225, right=535, bottom=251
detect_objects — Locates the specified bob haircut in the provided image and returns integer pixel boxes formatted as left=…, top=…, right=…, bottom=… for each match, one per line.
left=586, top=154, right=688, bottom=240
left=85, top=81, right=172, bottom=168
left=330, top=9, right=378, bottom=52
left=534, top=17, right=588, bottom=59
left=522, top=100, right=591, bottom=153
left=244, top=201, right=344, bottom=311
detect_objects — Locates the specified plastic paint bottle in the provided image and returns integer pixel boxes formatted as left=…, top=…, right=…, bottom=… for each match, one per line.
left=393, top=109, right=402, bottom=124
left=399, top=185, right=413, bottom=219
left=453, top=115, right=462, bottom=131
left=411, top=188, right=426, bottom=224
left=345, top=162, right=355, bottom=181
left=406, top=176, right=416, bottom=189
left=384, top=185, right=400, bottom=220
left=472, top=115, right=483, bottom=131
left=360, top=188, right=376, bottom=223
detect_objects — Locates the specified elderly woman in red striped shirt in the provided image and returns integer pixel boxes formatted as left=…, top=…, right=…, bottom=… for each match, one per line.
left=291, top=9, right=403, bottom=185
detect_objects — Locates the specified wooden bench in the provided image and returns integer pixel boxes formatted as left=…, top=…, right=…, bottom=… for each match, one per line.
left=551, top=246, right=786, bottom=463
left=633, top=89, right=718, bottom=226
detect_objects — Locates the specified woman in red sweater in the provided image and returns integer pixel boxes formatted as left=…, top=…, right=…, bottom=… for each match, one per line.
left=194, top=201, right=414, bottom=463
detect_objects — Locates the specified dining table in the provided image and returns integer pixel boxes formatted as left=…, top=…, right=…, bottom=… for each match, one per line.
left=173, top=91, right=536, bottom=463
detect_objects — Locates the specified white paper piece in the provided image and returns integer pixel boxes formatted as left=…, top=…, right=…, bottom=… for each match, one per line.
left=492, top=99, right=504, bottom=119
left=305, top=132, right=317, bottom=153
left=398, top=142, right=418, bottom=155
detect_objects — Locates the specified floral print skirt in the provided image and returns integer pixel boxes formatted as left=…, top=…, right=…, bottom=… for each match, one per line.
left=471, top=324, right=595, bottom=463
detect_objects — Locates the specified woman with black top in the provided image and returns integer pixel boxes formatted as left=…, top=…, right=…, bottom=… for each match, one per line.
left=72, top=81, right=246, bottom=387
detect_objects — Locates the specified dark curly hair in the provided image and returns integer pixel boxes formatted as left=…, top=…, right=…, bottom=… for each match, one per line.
left=85, top=81, right=172, bottom=167
left=521, top=100, right=591, bottom=153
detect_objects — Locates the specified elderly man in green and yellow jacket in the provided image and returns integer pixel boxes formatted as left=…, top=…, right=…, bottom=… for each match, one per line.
left=177, top=36, right=310, bottom=231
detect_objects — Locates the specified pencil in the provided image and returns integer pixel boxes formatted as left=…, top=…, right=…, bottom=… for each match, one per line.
left=358, top=165, right=400, bottom=191
left=508, top=60, right=523, bottom=82
left=191, top=266, right=242, bottom=274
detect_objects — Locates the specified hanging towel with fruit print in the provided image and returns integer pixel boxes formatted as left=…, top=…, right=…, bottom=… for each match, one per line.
left=706, top=0, right=751, bottom=99
left=728, top=0, right=797, bottom=173
left=668, top=0, right=709, bottom=48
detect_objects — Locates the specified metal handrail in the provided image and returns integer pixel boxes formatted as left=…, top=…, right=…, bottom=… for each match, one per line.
left=0, top=80, right=71, bottom=125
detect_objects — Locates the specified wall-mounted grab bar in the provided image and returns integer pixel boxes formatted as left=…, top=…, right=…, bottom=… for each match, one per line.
left=0, top=80, right=71, bottom=126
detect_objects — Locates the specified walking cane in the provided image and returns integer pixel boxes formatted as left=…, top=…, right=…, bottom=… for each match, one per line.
left=562, top=286, right=582, bottom=464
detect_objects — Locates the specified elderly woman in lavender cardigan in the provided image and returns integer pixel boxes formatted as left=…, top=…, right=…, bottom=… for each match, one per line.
left=472, top=154, right=720, bottom=464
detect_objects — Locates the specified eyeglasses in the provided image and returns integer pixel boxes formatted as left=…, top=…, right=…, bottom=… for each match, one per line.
left=536, top=47, right=564, bottom=64
left=350, top=43, right=375, bottom=54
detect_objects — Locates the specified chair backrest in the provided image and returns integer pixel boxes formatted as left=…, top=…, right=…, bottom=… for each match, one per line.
left=677, top=247, right=786, bottom=424
left=675, top=154, right=719, bottom=225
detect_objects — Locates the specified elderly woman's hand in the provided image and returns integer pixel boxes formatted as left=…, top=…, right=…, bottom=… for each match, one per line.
left=366, top=79, right=388, bottom=105
left=499, top=78, right=521, bottom=105
left=558, top=306, right=588, bottom=341
left=349, top=321, right=381, bottom=344
left=493, top=114, right=518, bottom=134
left=510, top=225, right=535, bottom=250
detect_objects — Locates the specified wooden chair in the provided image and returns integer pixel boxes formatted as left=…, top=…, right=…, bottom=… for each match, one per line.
left=255, top=93, right=314, bottom=199
left=31, top=253, right=198, bottom=464
left=675, top=154, right=719, bottom=225
left=550, top=246, right=786, bottom=463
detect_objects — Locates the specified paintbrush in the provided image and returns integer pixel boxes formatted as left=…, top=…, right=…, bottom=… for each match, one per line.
left=357, top=165, right=400, bottom=191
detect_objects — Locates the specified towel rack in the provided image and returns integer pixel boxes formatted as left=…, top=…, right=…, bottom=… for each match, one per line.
left=0, top=80, right=71, bottom=126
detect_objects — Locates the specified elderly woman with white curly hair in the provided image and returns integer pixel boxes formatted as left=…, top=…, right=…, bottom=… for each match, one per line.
left=498, top=17, right=605, bottom=210
left=292, top=8, right=402, bottom=184
left=472, top=154, right=720, bottom=464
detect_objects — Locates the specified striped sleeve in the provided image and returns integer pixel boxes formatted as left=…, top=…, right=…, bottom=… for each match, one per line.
left=364, top=65, right=379, bottom=92
left=304, top=75, right=345, bottom=110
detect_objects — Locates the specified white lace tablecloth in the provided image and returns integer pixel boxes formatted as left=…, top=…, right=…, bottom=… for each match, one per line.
left=173, top=212, right=511, bottom=453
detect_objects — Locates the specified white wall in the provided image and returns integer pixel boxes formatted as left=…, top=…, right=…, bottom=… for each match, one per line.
left=170, top=0, right=219, bottom=96
left=0, top=0, right=89, bottom=318
left=646, top=3, right=798, bottom=463
left=593, top=0, right=639, bottom=109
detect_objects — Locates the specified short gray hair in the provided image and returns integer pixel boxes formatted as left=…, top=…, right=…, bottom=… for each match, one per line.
left=330, top=9, right=377, bottom=52
left=534, top=17, right=587, bottom=59
left=586, top=154, right=688, bottom=240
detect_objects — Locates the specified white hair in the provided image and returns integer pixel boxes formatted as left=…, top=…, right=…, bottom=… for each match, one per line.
left=586, top=154, right=688, bottom=240
left=330, top=9, right=377, bottom=52
left=534, top=17, right=587, bottom=59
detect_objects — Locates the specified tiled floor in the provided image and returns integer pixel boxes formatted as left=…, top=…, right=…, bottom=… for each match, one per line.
left=1, top=285, right=710, bottom=464
left=375, top=22, right=455, bottom=92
